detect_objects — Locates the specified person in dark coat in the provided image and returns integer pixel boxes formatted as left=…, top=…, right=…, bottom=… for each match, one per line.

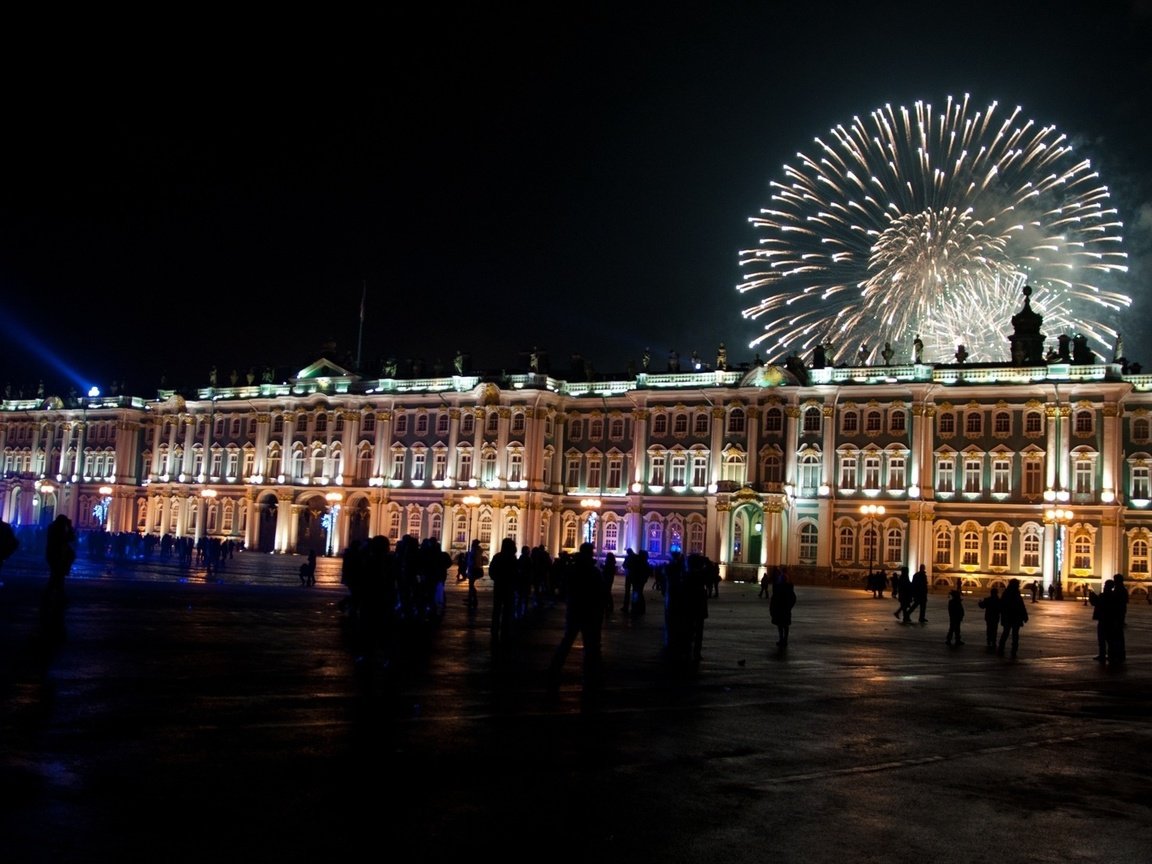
left=996, top=578, right=1029, bottom=658
left=465, top=538, right=484, bottom=610
left=945, top=589, right=965, bottom=646
left=977, top=586, right=1001, bottom=649
left=1088, top=579, right=1115, bottom=663
left=547, top=543, right=603, bottom=691
left=894, top=567, right=913, bottom=622
left=488, top=537, right=519, bottom=646
left=684, top=553, right=711, bottom=661
left=769, top=572, right=796, bottom=648
left=907, top=564, right=929, bottom=623
left=1109, top=573, right=1129, bottom=664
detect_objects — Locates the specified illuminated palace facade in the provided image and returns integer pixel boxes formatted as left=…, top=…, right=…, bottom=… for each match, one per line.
left=2, top=354, right=1152, bottom=599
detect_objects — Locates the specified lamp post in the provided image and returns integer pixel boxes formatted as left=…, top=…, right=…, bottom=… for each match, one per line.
left=860, top=503, right=885, bottom=579
left=461, top=493, right=482, bottom=550
left=1043, top=505, right=1073, bottom=597
left=97, top=485, right=114, bottom=531
left=580, top=497, right=602, bottom=546
left=324, top=491, right=343, bottom=557
left=198, top=488, right=217, bottom=544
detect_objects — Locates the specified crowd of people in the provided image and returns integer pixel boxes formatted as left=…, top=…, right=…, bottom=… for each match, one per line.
left=1, top=512, right=1138, bottom=680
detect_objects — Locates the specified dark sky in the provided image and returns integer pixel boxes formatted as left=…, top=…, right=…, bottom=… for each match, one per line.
left=2, top=2, right=1151, bottom=395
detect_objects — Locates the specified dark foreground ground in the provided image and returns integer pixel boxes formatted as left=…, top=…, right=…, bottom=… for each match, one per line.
left=1, top=550, right=1150, bottom=864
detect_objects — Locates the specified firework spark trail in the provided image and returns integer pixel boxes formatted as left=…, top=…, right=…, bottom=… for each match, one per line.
left=739, top=95, right=1131, bottom=364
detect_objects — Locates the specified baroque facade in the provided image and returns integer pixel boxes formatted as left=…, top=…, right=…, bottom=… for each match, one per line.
left=3, top=346, right=1152, bottom=600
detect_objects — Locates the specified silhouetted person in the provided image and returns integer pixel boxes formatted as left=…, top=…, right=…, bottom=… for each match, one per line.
left=1105, top=573, right=1129, bottom=664
left=1088, top=579, right=1115, bottom=663
left=601, top=551, right=618, bottom=622
left=547, top=543, right=603, bottom=692
left=488, top=537, right=518, bottom=647
left=465, top=539, right=484, bottom=610
left=684, top=554, right=710, bottom=662
left=907, top=564, right=929, bottom=623
left=42, top=514, right=77, bottom=635
left=299, top=550, right=317, bottom=586
left=978, top=587, right=1001, bottom=649
left=894, top=567, right=913, bottom=622
left=945, top=590, right=965, bottom=646
left=997, top=578, right=1029, bottom=658
left=769, top=572, right=796, bottom=648
left=0, top=517, right=18, bottom=577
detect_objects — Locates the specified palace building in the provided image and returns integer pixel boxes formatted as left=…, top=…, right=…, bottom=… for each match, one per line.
left=2, top=291, right=1151, bottom=599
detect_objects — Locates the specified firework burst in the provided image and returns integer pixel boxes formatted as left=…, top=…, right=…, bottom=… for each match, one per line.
left=738, top=95, right=1130, bottom=364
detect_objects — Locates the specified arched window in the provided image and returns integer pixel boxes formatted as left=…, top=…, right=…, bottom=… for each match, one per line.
left=885, top=527, right=903, bottom=564
left=727, top=408, right=745, bottom=434
left=935, top=527, right=952, bottom=566
left=991, top=531, right=1009, bottom=567
left=961, top=530, right=980, bottom=565
left=798, top=523, right=818, bottom=562
left=802, top=407, right=822, bottom=434
left=837, top=525, right=855, bottom=560
left=764, top=407, right=783, bottom=433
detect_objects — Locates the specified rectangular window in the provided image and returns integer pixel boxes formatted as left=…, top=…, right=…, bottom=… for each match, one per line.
left=1133, top=465, right=1150, bottom=500
left=587, top=458, right=602, bottom=491
left=691, top=455, right=707, bottom=487
left=863, top=456, right=880, bottom=490
left=650, top=454, right=666, bottom=487
left=992, top=459, right=1011, bottom=493
left=412, top=452, right=426, bottom=482
left=1024, top=461, right=1043, bottom=496
left=937, top=460, right=955, bottom=494
left=392, top=452, right=405, bottom=480
left=964, top=459, right=982, bottom=493
left=670, top=455, right=687, bottom=486
left=1074, top=461, right=1093, bottom=494
left=840, top=457, right=857, bottom=489
left=566, top=457, right=581, bottom=489
left=888, top=457, right=905, bottom=491
left=434, top=451, right=447, bottom=481
left=509, top=452, right=523, bottom=483
left=458, top=452, right=472, bottom=483
left=607, top=457, right=622, bottom=490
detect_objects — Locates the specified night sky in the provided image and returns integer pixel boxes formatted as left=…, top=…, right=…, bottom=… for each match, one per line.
left=2, top=3, right=1151, bottom=396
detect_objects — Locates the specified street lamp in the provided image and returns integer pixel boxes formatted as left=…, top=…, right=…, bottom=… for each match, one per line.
left=860, top=503, right=885, bottom=578
left=97, top=485, right=114, bottom=530
left=324, top=491, right=343, bottom=557
left=580, top=497, right=602, bottom=545
left=1043, top=506, right=1073, bottom=597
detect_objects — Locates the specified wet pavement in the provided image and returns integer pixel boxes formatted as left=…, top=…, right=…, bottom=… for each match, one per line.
left=1, top=550, right=1150, bottom=864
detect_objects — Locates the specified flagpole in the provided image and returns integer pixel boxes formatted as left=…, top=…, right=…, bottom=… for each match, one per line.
left=356, top=280, right=366, bottom=371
